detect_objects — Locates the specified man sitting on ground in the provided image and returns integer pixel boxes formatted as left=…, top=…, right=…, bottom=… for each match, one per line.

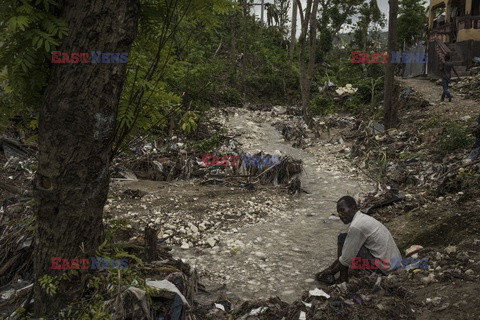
left=316, top=196, right=402, bottom=284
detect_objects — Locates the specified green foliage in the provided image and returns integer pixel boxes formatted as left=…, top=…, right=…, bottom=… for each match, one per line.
left=189, top=132, right=224, bottom=153
left=112, top=0, right=239, bottom=156
left=36, top=232, right=147, bottom=319
left=218, top=86, right=243, bottom=107
left=241, top=22, right=298, bottom=103
left=0, top=0, right=68, bottom=130
left=445, top=170, right=479, bottom=196
left=310, top=93, right=336, bottom=116
left=316, top=0, right=365, bottom=61
left=436, top=123, right=474, bottom=155
left=398, top=151, right=426, bottom=161
left=351, top=0, right=386, bottom=51
left=420, top=115, right=441, bottom=129
left=398, top=0, right=428, bottom=47
left=316, top=54, right=384, bottom=115
left=366, top=150, right=388, bottom=179
left=180, top=110, right=200, bottom=133
left=38, top=274, right=59, bottom=296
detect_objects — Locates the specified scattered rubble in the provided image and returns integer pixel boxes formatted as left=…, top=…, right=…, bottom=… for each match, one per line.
left=450, top=66, right=480, bottom=101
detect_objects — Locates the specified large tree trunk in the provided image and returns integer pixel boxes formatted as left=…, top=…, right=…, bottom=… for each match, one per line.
left=298, top=0, right=319, bottom=127
left=305, top=0, right=319, bottom=125
left=383, top=0, right=399, bottom=129
left=242, top=0, right=248, bottom=97
left=261, top=0, right=265, bottom=24
left=34, top=0, right=139, bottom=317
left=289, top=0, right=298, bottom=61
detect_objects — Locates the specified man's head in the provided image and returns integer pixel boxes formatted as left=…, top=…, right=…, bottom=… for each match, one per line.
left=337, top=196, right=358, bottom=224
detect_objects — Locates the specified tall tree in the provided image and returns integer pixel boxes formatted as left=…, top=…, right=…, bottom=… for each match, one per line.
left=34, top=0, right=139, bottom=316
left=316, top=0, right=363, bottom=63
left=242, top=0, right=248, bottom=96
left=261, top=0, right=265, bottom=24
left=290, top=0, right=298, bottom=61
left=298, top=0, right=319, bottom=127
left=352, top=0, right=385, bottom=52
left=383, top=0, right=399, bottom=128
left=275, top=0, right=291, bottom=35
left=397, top=0, right=427, bottom=48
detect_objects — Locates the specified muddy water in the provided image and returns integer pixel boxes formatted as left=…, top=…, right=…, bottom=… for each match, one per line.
left=172, top=109, right=374, bottom=303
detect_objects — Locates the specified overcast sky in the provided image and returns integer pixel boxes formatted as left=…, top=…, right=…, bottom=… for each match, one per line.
left=251, top=0, right=393, bottom=33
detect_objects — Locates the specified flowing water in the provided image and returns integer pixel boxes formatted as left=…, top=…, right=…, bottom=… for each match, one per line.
left=171, top=109, right=375, bottom=303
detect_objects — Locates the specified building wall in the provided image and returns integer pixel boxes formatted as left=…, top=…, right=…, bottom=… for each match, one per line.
left=457, top=28, right=480, bottom=41
left=456, top=40, right=480, bottom=68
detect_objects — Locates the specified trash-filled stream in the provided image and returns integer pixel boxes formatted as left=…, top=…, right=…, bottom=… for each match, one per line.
left=169, top=108, right=375, bottom=303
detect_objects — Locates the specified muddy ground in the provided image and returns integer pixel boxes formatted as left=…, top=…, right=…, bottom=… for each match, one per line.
left=1, top=76, right=479, bottom=319
left=107, top=108, right=374, bottom=304
left=105, top=77, right=480, bottom=319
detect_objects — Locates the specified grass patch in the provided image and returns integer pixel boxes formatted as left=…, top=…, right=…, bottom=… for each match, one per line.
left=398, top=151, right=427, bottom=161
left=189, top=132, right=225, bottom=153
left=420, top=116, right=441, bottom=129
left=435, top=123, right=473, bottom=155
left=310, top=93, right=337, bottom=116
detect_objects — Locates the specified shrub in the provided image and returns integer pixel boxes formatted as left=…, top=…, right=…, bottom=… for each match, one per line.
left=436, top=123, right=474, bottom=154
left=310, top=93, right=336, bottom=115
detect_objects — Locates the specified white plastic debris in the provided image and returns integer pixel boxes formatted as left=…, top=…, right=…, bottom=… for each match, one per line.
left=335, top=84, right=358, bottom=95
left=405, top=244, right=423, bottom=257
left=299, top=311, right=307, bottom=320
left=309, top=288, right=330, bottom=299
left=146, top=280, right=190, bottom=306
left=302, top=301, right=312, bottom=308
left=214, top=303, right=225, bottom=311
left=1, top=289, right=15, bottom=300
left=249, top=306, right=268, bottom=315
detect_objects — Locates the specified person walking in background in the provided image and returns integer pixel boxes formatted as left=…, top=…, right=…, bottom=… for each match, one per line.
left=440, top=53, right=460, bottom=102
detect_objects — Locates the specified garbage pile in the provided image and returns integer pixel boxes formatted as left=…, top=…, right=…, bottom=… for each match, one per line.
left=273, top=119, right=307, bottom=148
left=0, top=138, right=37, bottom=317
left=347, top=116, right=476, bottom=196
left=335, top=84, right=358, bottom=97
left=111, top=136, right=208, bottom=181
left=246, top=103, right=273, bottom=112
left=112, top=135, right=303, bottom=191
left=105, top=184, right=291, bottom=250
left=193, top=241, right=479, bottom=319
left=451, top=64, right=480, bottom=101
left=0, top=235, right=201, bottom=320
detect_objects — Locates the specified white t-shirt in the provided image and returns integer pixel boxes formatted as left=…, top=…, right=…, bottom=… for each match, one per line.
left=339, top=211, right=402, bottom=272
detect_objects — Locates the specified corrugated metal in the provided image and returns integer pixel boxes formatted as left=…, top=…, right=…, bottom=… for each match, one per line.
left=402, top=44, right=427, bottom=78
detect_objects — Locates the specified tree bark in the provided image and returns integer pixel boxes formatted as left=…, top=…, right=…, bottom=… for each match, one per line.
left=261, top=0, right=265, bottom=24
left=298, top=0, right=319, bottom=126
left=383, top=0, right=399, bottom=129
left=34, top=0, right=139, bottom=317
left=242, top=0, right=248, bottom=97
left=289, top=0, right=298, bottom=61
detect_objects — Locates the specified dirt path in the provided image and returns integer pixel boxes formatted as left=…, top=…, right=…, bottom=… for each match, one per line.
left=168, top=109, right=375, bottom=304
left=398, top=77, right=479, bottom=121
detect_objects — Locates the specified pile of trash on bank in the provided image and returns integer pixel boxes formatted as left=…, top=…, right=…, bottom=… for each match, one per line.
left=450, top=61, right=480, bottom=101
left=111, top=135, right=303, bottom=192
left=342, top=92, right=480, bottom=195
left=194, top=241, right=479, bottom=320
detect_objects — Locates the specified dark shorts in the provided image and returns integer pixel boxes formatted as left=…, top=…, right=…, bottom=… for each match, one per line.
left=338, top=233, right=386, bottom=275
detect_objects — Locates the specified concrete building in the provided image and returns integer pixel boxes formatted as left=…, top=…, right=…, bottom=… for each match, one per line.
left=428, top=0, right=480, bottom=76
